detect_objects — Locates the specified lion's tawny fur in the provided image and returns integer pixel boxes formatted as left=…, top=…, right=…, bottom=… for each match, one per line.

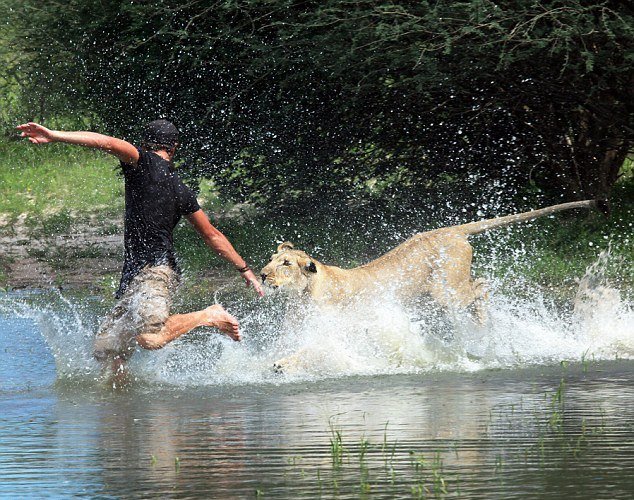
left=261, top=200, right=597, bottom=322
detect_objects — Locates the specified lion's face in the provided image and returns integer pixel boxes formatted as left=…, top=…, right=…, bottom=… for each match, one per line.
left=260, top=242, right=318, bottom=292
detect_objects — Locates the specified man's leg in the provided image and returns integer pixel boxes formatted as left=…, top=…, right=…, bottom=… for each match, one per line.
left=95, top=266, right=241, bottom=360
left=94, top=301, right=137, bottom=368
left=136, top=304, right=240, bottom=350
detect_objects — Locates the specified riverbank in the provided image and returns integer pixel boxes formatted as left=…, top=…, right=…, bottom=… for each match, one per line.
left=1, top=140, right=632, bottom=298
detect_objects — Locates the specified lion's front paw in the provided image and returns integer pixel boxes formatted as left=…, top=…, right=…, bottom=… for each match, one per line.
left=272, top=351, right=306, bottom=375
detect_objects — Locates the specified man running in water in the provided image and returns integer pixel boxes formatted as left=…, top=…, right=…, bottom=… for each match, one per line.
left=17, top=120, right=263, bottom=371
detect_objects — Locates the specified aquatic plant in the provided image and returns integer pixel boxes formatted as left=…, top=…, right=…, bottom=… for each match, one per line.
left=328, top=417, right=347, bottom=468
left=548, top=377, right=566, bottom=432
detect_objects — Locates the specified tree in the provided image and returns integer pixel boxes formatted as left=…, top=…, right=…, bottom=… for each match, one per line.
left=7, top=1, right=633, bottom=212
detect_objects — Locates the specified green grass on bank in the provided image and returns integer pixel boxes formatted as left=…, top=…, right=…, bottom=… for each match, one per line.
left=1, top=139, right=632, bottom=296
left=0, top=140, right=222, bottom=223
left=0, top=139, right=124, bottom=219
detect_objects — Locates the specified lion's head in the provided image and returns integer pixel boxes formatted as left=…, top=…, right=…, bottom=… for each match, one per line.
left=260, top=242, right=318, bottom=292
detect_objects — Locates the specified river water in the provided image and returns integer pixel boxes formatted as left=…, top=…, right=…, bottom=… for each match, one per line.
left=1, top=255, right=633, bottom=498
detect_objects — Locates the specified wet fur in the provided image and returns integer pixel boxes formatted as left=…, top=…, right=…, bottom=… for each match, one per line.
left=261, top=200, right=598, bottom=372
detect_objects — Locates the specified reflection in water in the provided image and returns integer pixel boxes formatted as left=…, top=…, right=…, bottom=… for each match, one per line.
left=0, top=249, right=633, bottom=496
left=1, top=361, right=632, bottom=498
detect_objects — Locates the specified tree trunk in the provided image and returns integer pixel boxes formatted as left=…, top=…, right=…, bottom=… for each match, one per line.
left=566, top=107, right=630, bottom=200
left=535, top=105, right=630, bottom=202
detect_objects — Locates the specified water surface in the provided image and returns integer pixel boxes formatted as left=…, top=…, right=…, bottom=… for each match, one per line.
left=1, top=263, right=633, bottom=497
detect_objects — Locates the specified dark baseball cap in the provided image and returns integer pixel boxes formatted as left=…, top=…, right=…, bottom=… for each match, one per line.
left=142, top=119, right=179, bottom=147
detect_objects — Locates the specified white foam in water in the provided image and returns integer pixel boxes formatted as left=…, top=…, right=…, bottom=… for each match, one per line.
left=1, top=250, right=632, bottom=386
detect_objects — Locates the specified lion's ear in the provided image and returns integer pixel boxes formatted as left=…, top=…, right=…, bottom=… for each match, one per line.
left=297, top=257, right=317, bottom=274
left=277, top=242, right=294, bottom=252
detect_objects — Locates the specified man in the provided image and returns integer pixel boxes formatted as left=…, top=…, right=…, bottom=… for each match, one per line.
left=17, top=119, right=263, bottom=371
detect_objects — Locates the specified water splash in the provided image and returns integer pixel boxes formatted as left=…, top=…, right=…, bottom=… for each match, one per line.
left=0, top=291, right=102, bottom=381
left=571, top=249, right=633, bottom=359
left=0, top=250, right=631, bottom=387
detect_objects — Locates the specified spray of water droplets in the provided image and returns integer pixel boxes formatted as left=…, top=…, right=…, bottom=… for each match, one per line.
left=0, top=250, right=631, bottom=387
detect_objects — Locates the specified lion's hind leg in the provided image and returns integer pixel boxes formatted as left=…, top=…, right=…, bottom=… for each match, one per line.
left=470, top=278, right=489, bottom=326
left=432, top=280, right=488, bottom=326
left=428, top=269, right=489, bottom=326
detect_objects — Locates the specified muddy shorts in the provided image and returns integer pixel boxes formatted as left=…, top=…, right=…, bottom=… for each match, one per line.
left=93, top=265, right=179, bottom=361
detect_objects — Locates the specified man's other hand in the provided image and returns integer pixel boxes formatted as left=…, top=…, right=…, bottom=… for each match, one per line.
left=16, top=122, right=55, bottom=144
left=242, top=269, right=265, bottom=297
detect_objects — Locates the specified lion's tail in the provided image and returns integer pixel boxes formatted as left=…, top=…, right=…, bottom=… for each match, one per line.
left=453, top=200, right=603, bottom=236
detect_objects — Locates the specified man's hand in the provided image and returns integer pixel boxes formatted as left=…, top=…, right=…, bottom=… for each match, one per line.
left=241, top=269, right=265, bottom=297
left=16, top=122, right=55, bottom=144
left=16, top=122, right=139, bottom=164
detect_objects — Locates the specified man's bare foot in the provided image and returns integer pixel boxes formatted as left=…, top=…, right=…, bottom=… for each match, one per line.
left=202, top=305, right=241, bottom=341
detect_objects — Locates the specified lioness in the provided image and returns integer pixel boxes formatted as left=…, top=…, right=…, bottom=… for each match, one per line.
left=261, top=200, right=600, bottom=326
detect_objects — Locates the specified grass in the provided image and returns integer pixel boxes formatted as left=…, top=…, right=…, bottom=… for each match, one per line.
left=36, top=209, right=74, bottom=235
left=274, top=419, right=454, bottom=497
left=0, top=265, right=7, bottom=290
left=0, top=139, right=124, bottom=219
left=328, top=417, right=347, bottom=468
left=1, top=138, right=632, bottom=294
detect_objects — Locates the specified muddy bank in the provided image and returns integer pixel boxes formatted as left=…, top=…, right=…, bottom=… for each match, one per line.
left=0, top=212, right=123, bottom=291
left=0, top=209, right=246, bottom=294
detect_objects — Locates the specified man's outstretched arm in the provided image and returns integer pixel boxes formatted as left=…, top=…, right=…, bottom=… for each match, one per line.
left=16, top=122, right=139, bottom=165
left=186, top=209, right=264, bottom=296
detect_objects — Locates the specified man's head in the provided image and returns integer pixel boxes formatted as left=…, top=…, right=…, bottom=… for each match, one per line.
left=141, top=119, right=179, bottom=155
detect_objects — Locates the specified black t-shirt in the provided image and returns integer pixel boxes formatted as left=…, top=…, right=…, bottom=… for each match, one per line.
left=115, top=147, right=200, bottom=298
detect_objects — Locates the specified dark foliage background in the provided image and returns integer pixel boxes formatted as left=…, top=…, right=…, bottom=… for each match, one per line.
left=3, top=0, right=633, bottom=217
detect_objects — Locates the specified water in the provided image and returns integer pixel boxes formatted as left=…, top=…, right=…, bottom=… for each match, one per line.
left=1, top=254, right=633, bottom=498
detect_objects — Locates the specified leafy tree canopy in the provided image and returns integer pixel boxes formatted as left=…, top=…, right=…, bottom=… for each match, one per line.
left=5, top=0, right=633, bottom=215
